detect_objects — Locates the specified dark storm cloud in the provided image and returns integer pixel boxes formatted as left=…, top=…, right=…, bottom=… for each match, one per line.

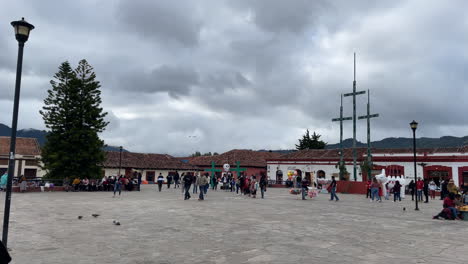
left=116, top=0, right=202, bottom=47
left=121, top=65, right=199, bottom=98
left=231, top=0, right=325, bottom=33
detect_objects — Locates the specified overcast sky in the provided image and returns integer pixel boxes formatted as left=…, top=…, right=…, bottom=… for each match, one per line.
left=1, top=0, right=467, bottom=156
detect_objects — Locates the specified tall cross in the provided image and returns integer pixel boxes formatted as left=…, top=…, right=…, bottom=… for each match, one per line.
left=343, top=53, right=366, bottom=181
left=332, top=94, right=352, bottom=180
left=358, top=90, right=379, bottom=180
left=230, top=161, right=247, bottom=179
left=204, top=161, right=221, bottom=187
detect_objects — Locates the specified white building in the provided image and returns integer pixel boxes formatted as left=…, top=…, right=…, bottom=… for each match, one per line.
left=102, top=151, right=199, bottom=182
left=267, top=147, right=468, bottom=187
left=0, top=137, right=45, bottom=178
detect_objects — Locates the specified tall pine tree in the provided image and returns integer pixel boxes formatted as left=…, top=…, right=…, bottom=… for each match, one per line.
left=40, top=60, right=108, bottom=180
left=295, top=129, right=326, bottom=150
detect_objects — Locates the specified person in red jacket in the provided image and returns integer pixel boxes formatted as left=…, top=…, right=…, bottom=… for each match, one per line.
left=416, top=178, right=424, bottom=202
left=366, top=180, right=371, bottom=199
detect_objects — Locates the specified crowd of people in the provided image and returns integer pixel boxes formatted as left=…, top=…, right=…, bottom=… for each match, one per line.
left=159, top=171, right=268, bottom=200
left=62, top=174, right=142, bottom=195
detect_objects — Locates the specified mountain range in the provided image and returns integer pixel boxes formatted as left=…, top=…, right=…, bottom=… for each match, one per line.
left=0, top=123, right=126, bottom=152
left=1, top=123, right=467, bottom=153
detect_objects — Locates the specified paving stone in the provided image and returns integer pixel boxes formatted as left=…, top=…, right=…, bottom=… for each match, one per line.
left=0, top=186, right=467, bottom=264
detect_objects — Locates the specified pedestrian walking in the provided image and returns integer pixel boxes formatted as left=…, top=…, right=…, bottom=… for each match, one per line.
left=174, top=171, right=180, bottom=189
left=416, top=178, right=424, bottom=202
left=301, top=177, right=309, bottom=200
left=166, top=174, right=172, bottom=189
left=440, top=179, right=448, bottom=200
left=192, top=172, right=198, bottom=194
left=113, top=176, right=123, bottom=197
left=197, top=173, right=209, bottom=200
left=423, top=179, right=429, bottom=203
left=370, top=178, right=381, bottom=202
left=408, top=180, right=415, bottom=201
left=429, top=180, right=437, bottom=200
left=157, top=173, right=164, bottom=192
left=250, top=176, right=258, bottom=198
left=235, top=176, right=241, bottom=194
left=260, top=173, right=268, bottom=199
left=393, top=180, right=402, bottom=202
left=329, top=176, right=339, bottom=201
left=183, top=173, right=193, bottom=200
left=137, top=172, right=142, bottom=191
left=365, top=179, right=371, bottom=198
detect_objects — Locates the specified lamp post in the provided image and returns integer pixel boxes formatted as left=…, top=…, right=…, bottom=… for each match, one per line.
left=2, top=18, right=34, bottom=247
left=118, top=146, right=123, bottom=177
left=410, top=120, right=419, bottom=211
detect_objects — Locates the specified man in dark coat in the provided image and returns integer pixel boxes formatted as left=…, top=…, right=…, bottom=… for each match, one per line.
left=183, top=173, right=193, bottom=200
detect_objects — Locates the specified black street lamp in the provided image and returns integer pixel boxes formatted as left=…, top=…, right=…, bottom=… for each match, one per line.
left=410, top=120, right=419, bottom=211
left=118, top=146, right=123, bottom=177
left=2, top=18, right=35, bottom=247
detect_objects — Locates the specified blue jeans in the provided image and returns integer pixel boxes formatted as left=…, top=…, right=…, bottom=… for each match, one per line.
left=114, top=183, right=121, bottom=196
left=417, top=190, right=423, bottom=201
left=204, top=184, right=208, bottom=194
left=371, top=188, right=380, bottom=201
left=394, top=192, right=401, bottom=202
left=184, top=185, right=191, bottom=199
left=193, top=184, right=198, bottom=194
left=330, top=187, right=339, bottom=201
left=448, top=207, right=458, bottom=219
left=199, top=186, right=205, bottom=200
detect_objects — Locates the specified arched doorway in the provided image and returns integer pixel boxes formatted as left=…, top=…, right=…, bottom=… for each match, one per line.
left=276, top=170, right=283, bottom=184
left=424, top=165, right=452, bottom=187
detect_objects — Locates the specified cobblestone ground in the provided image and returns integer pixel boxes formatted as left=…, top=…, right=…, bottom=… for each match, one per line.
left=1, top=186, right=467, bottom=264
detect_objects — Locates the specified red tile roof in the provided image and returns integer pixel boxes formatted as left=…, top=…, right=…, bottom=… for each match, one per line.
left=103, top=151, right=199, bottom=170
left=0, top=137, right=41, bottom=156
left=188, top=149, right=282, bottom=167
left=277, top=148, right=368, bottom=160
left=273, top=146, right=468, bottom=160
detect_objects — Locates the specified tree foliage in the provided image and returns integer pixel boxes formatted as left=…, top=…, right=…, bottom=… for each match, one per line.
left=295, top=129, right=326, bottom=150
left=40, top=60, right=108, bottom=179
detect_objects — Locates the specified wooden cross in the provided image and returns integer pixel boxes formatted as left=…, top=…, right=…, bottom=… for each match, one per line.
left=332, top=94, right=352, bottom=180
left=229, top=161, right=247, bottom=179
left=204, top=161, right=221, bottom=187
left=358, top=90, right=379, bottom=179
left=343, top=53, right=366, bottom=181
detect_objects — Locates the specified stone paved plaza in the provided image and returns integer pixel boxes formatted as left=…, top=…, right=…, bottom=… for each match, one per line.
left=1, top=186, right=467, bottom=264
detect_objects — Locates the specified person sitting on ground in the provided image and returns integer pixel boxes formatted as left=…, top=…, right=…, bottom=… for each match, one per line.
left=63, top=177, right=70, bottom=192
left=89, top=179, right=97, bottom=191
left=72, top=177, right=81, bottom=191
left=434, top=193, right=459, bottom=220
left=81, top=178, right=89, bottom=191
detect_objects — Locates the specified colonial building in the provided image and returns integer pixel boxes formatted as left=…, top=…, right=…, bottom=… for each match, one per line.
left=0, top=137, right=44, bottom=178
left=186, top=149, right=281, bottom=178
left=102, top=151, right=199, bottom=183
left=267, top=146, right=468, bottom=187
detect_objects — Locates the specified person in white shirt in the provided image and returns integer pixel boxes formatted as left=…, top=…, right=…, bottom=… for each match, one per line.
left=429, top=180, right=437, bottom=200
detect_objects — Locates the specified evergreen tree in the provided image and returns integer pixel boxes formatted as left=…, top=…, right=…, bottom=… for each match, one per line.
left=40, top=60, right=108, bottom=180
left=295, top=129, right=326, bottom=150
